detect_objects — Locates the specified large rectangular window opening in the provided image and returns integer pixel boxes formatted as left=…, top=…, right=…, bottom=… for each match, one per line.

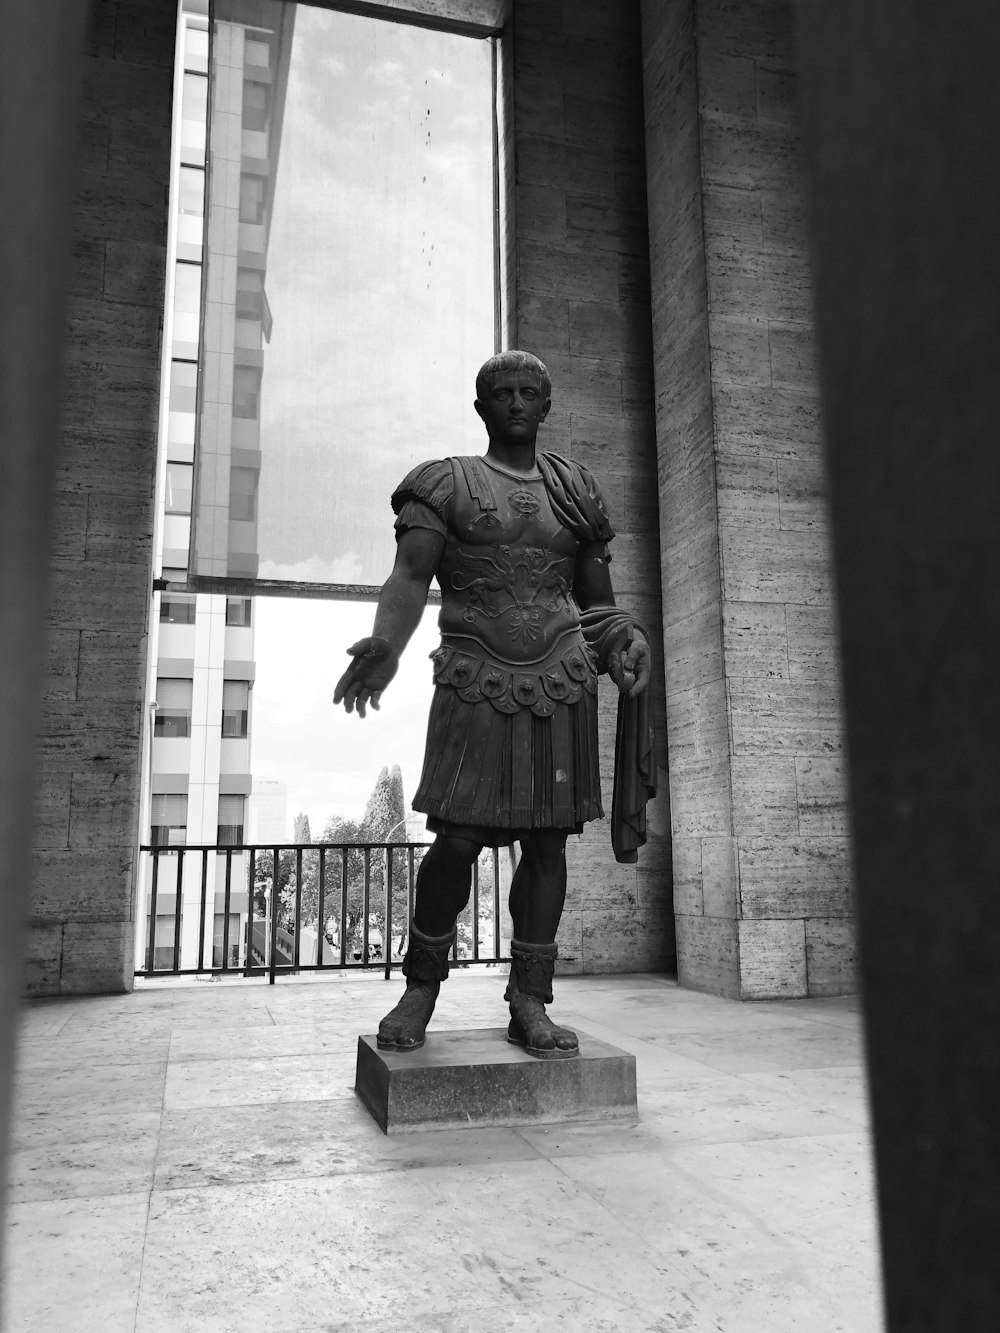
left=154, top=678, right=194, bottom=738
left=188, top=0, right=506, bottom=597
left=150, top=793, right=189, bottom=847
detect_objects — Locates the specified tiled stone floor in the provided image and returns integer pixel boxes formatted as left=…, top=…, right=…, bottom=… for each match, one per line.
left=2, top=972, right=884, bottom=1332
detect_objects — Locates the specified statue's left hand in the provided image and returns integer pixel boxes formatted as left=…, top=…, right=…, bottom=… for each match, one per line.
left=333, top=637, right=399, bottom=718
left=608, top=636, right=651, bottom=697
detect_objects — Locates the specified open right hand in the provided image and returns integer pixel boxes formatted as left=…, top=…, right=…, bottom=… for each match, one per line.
left=333, top=637, right=400, bottom=718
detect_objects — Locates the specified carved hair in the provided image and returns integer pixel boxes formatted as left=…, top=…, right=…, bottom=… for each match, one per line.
left=475, top=350, right=551, bottom=402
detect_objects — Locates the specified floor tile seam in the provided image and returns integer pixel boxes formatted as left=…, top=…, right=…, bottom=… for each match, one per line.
left=148, top=1150, right=568, bottom=1203
left=646, top=1015, right=862, bottom=1037
left=159, top=1091, right=359, bottom=1118
left=551, top=1141, right=867, bottom=1268
left=164, top=1047, right=360, bottom=1066
left=726, top=1064, right=871, bottom=1105
left=164, top=1051, right=357, bottom=1072
left=21, top=1010, right=76, bottom=1040
left=763, top=1014, right=866, bottom=1035
left=14, top=1056, right=173, bottom=1079
left=130, top=1183, right=160, bottom=1333
left=582, top=1022, right=858, bottom=1044
left=628, top=1125, right=874, bottom=1152
left=528, top=1152, right=732, bottom=1285
left=162, top=1094, right=360, bottom=1115
left=633, top=1109, right=872, bottom=1140
left=145, top=1040, right=174, bottom=1290
left=8, top=1108, right=165, bottom=1148
left=149, top=1149, right=551, bottom=1195
left=7, top=1178, right=158, bottom=1207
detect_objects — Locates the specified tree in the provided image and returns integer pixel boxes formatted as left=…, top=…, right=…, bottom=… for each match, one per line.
left=254, top=767, right=427, bottom=965
left=311, top=766, right=413, bottom=960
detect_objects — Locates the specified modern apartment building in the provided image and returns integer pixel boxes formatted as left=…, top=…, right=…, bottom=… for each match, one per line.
left=249, top=778, right=290, bottom=845
left=138, top=0, right=294, bottom=972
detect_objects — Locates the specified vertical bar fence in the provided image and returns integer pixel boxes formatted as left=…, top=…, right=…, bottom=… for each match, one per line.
left=135, top=840, right=511, bottom=982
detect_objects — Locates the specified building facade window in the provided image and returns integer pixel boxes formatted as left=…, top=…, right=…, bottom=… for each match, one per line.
left=229, top=465, right=258, bottom=520
left=165, top=462, right=193, bottom=514
left=178, top=164, right=205, bottom=214
left=225, top=597, right=252, bottom=627
left=239, top=173, right=266, bottom=223
left=217, top=794, right=246, bottom=845
left=154, top=678, right=194, bottom=737
left=242, top=80, right=270, bottom=132
left=169, top=360, right=198, bottom=413
left=221, top=680, right=250, bottom=737
left=150, top=793, right=188, bottom=846
left=232, top=364, right=261, bottom=419
left=244, top=35, right=271, bottom=69
left=160, top=591, right=196, bottom=625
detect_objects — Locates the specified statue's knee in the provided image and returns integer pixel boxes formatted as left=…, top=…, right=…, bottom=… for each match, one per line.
left=521, top=833, right=568, bottom=875
left=436, top=833, right=482, bottom=868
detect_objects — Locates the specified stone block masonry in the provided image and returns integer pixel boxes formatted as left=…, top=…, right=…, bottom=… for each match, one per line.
left=27, top=0, right=173, bottom=995
left=641, top=0, right=853, bottom=997
left=511, top=0, right=674, bottom=977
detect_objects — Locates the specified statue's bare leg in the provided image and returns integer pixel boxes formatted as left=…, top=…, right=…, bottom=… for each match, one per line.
left=505, top=831, right=579, bottom=1059
left=377, top=833, right=482, bottom=1051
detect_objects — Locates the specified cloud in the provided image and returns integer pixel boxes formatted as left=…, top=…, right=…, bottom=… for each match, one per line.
left=369, top=59, right=404, bottom=84
left=256, top=553, right=366, bottom=585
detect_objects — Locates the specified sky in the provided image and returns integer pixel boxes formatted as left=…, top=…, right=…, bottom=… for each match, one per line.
left=251, top=595, right=441, bottom=831
left=243, top=8, right=498, bottom=833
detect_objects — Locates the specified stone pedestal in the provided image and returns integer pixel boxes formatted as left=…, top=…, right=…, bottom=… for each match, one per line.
left=355, top=1027, right=637, bottom=1135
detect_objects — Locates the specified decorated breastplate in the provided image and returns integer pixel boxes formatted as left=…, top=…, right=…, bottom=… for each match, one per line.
left=432, top=457, right=597, bottom=716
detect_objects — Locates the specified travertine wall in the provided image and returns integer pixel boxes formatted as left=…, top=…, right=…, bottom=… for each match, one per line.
left=642, top=0, right=852, bottom=997
left=25, top=0, right=173, bottom=994
left=511, top=0, right=675, bottom=974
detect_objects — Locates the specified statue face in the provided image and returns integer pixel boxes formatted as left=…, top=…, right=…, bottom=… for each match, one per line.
left=474, top=371, right=551, bottom=446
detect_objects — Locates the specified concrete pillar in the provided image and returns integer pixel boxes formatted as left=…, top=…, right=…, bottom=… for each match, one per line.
left=641, top=0, right=851, bottom=997
left=26, top=0, right=174, bottom=995
left=511, top=0, right=674, bottom=974
left=0, top=0, right=88, bottom=1296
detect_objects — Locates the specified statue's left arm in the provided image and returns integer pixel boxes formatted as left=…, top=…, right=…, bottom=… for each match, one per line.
left=574, top=544, right=652, bottom=697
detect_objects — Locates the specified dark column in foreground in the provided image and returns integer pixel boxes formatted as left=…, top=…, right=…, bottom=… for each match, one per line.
left=796, top=0, right=1000, bottom=1326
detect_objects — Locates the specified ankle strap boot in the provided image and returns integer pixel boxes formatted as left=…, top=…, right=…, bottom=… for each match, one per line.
left=378, top=923, right=455, bottom=1053
left=504, top=938, right=557, bottom=1004
left=504, top=939, right=578, bottom=1060
left=402, top=923, right=455, bottom=983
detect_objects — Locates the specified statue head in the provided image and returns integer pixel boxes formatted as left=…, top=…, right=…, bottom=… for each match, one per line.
left=474, top=350, right=552, bottom=449
left=475, top=350, right=551, bottom=402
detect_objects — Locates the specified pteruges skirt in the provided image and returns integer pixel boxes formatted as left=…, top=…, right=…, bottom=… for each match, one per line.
left=412, top=685, right=604, bottom=846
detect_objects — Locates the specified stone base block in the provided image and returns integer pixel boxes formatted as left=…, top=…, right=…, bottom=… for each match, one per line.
left=355, top=1027, right=637, bottom=1135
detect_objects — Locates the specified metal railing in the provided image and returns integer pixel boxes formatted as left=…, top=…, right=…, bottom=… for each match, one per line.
left=135, top=841, right=509, bottom=983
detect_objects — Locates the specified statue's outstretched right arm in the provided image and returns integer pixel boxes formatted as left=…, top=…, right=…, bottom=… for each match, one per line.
left=333, top=526, right=444, bottom=718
